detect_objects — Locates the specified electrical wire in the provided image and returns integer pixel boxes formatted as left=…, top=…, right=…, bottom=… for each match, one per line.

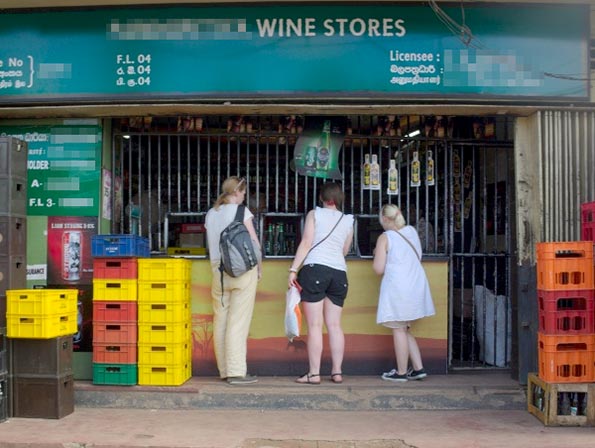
left=428, top=0, right=483, bottom=49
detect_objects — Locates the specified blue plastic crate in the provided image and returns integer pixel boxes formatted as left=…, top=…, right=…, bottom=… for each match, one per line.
left=92, top=234, right=149, bottom=258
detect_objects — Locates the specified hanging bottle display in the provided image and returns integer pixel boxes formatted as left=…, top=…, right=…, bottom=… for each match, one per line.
left=370, top=154, right=380, bottom=190
left=387, top=158, right=398, bottom=195
left=463, top=159, right=473, bottom=188
left=426, top=150, right=435, bottom=186
left=410, top=151, right=421, bottom=187
left=363, top=153, right=371, bottom=189
left=453, top=148, right=461, bottom=178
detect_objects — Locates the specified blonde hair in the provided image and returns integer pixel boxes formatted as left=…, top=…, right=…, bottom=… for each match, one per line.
left=213, top=176, right=245, bottom=209
left=380, top=204, right=407, bottom=230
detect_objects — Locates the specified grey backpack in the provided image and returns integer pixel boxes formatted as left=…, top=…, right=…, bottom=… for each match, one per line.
left=219, top=205, right=260, bottom=279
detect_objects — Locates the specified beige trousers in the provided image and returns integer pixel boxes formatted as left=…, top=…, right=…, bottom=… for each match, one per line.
left=210, top=263, right=258, bottom=379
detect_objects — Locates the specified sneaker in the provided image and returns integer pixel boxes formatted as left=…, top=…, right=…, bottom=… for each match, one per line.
left=382, top=371, right=408, bottom=382
left=381, top=368, right=397, bottom=379
left=227, top=374, right=258, bottom=385
left=407, top=369, right=427, bottom=381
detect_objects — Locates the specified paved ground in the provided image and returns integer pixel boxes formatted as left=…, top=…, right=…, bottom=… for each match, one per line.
left=1, top=373, right=594, bottom=447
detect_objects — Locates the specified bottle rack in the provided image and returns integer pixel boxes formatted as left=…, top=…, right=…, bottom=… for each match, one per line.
left=260, top=213, right=303, bottom=258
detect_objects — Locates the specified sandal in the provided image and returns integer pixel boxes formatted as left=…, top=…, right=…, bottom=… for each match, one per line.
left=295, top=373, right=320, bottom=385
left=330, top=373, right=343, bottom=384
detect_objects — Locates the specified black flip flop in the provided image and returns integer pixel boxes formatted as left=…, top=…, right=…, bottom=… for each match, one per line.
left=295, top=373, right=320, bottom=385
left=331, top=373, right=343, bottom=384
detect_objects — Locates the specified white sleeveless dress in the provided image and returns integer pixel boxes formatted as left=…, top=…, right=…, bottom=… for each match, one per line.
left=376, top=227, right=435, bottom=326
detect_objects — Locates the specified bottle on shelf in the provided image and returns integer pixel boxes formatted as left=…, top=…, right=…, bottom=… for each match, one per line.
left=387, top=159, right=398, bottom=195
left=370, top=154, right=380, bottom=189
left=411, top=151, right=421, bottom=187
left=363, top=154, right=371, bottom=188
left=276, top=223, right=286, bottom=256
left=265, top=223, right=274, bottom=256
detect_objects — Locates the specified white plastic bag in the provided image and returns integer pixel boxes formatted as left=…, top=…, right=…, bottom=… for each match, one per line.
left=284, top=285, right=302, bottom=341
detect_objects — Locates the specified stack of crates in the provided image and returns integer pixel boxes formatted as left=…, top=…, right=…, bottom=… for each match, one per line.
left=0, top=328, right=7, bottom=422
left=91, top=234, right=149, bottom=386
left=0, top=136, right=28, bottom=422
left=137, top=258, right=192, bottom=386
left=6, top=289, right=77, bottom=419
left=528, top=236, right=595, bottom=426
left=0, top=137, right=27, bottom=323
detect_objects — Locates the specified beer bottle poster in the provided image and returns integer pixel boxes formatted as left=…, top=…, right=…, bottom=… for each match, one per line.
left=293, top=118, right=343, bottom=180
left=46, top=216, right=97, bottom=284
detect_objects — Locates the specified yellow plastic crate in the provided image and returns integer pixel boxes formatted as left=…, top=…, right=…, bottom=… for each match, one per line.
left=7, top=312, right=77, bottom=339
left=138, top=362, right=192, bottom=386
left=138, top=322, right=191, bottom=344
left=138, top=341, right=191, bottom=366
left=137, top=258, right=191, bottom=282
left=7, top=289, right=77, bottom=316
left=138, top=301, right=190, bottom=324
left=137, top=281, right=189, bottom=304
left=93, top=278, right=137, bottom=302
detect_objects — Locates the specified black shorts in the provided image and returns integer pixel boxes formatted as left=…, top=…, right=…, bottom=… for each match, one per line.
left=297, top=264, right=348, bottom=307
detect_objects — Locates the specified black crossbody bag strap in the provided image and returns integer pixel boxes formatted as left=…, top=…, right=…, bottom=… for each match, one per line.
left=307, top=213, right=344, bottom=256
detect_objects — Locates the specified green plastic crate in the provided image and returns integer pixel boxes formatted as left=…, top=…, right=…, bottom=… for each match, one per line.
left=92, top=363, right=137, bottom=386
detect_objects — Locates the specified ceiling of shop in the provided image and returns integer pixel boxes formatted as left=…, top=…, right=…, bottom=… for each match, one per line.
left=0, top=0, right=586, bottom=8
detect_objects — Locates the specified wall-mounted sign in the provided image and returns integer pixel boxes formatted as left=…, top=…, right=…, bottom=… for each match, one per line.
left=294, top=120, right=343, bottom=180
left=0, top=4, right=589, bottom=102
left=0, top=125, right=102, bottom=216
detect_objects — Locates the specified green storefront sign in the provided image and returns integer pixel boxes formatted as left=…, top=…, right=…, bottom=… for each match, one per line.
left=0, top=4, right=589, bottom=102
left=0, top=125, right=102, bottom=216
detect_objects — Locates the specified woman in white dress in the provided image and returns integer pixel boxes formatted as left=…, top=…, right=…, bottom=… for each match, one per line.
left=373, top=204, right=435, bottom=382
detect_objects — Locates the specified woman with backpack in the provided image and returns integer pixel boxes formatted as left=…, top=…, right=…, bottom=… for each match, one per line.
left=205, top=176, right=262, bottom=385
left=288, top=182, right=354, bottom=384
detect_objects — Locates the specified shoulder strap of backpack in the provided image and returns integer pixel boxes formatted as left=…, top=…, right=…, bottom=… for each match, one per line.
left=234, top=204, right=246, bottom=223
left=219, top=204, right=247, bottom=307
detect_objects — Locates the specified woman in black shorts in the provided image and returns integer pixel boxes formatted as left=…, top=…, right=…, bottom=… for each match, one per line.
left=288, top=182, right=354, bottom=384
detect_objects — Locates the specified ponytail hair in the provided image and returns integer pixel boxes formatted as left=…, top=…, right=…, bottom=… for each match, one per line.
left=213, top=176, right=245, bottom=210
left=380, top=204, right=406, bottom=230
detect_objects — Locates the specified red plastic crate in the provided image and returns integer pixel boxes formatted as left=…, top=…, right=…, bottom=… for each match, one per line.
left=92, top=342, right=137, bottom=364
left=536, top=242, right=594, bottom=291
left=538, top=332, right=595, bottom=383
left=92, top=301, right=137, bottom=323
left=538, top=289, right=595, bottom=334
left=92, top=321, right=137, bottom=345
left=582, top=201, right=595, bottom=224
left=93, top=258, right=138, bottom=279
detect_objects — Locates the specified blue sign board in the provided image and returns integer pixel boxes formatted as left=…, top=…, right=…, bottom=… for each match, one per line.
left=0, top=4, right=589, bottom=102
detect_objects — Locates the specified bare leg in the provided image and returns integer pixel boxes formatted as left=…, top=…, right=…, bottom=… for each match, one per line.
left=407, top=332, right=424, bottom=371
left=393, top=327, right=409, bottom=375
left=323, top=297, right=344, bottom=379
left=302, top=300, right=324, bottom=377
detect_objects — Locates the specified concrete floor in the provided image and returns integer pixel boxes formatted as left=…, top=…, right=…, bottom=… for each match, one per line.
left=1, top=373, right=594, bottom=447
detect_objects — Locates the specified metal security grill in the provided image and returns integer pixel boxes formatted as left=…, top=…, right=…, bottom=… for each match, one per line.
left=539, top=111, right=595, bottom=242
left=112, top=114, right=514, bottom=370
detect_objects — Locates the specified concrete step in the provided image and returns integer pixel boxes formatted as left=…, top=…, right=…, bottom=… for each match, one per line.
left=75, top=372, right=527, bottom=411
